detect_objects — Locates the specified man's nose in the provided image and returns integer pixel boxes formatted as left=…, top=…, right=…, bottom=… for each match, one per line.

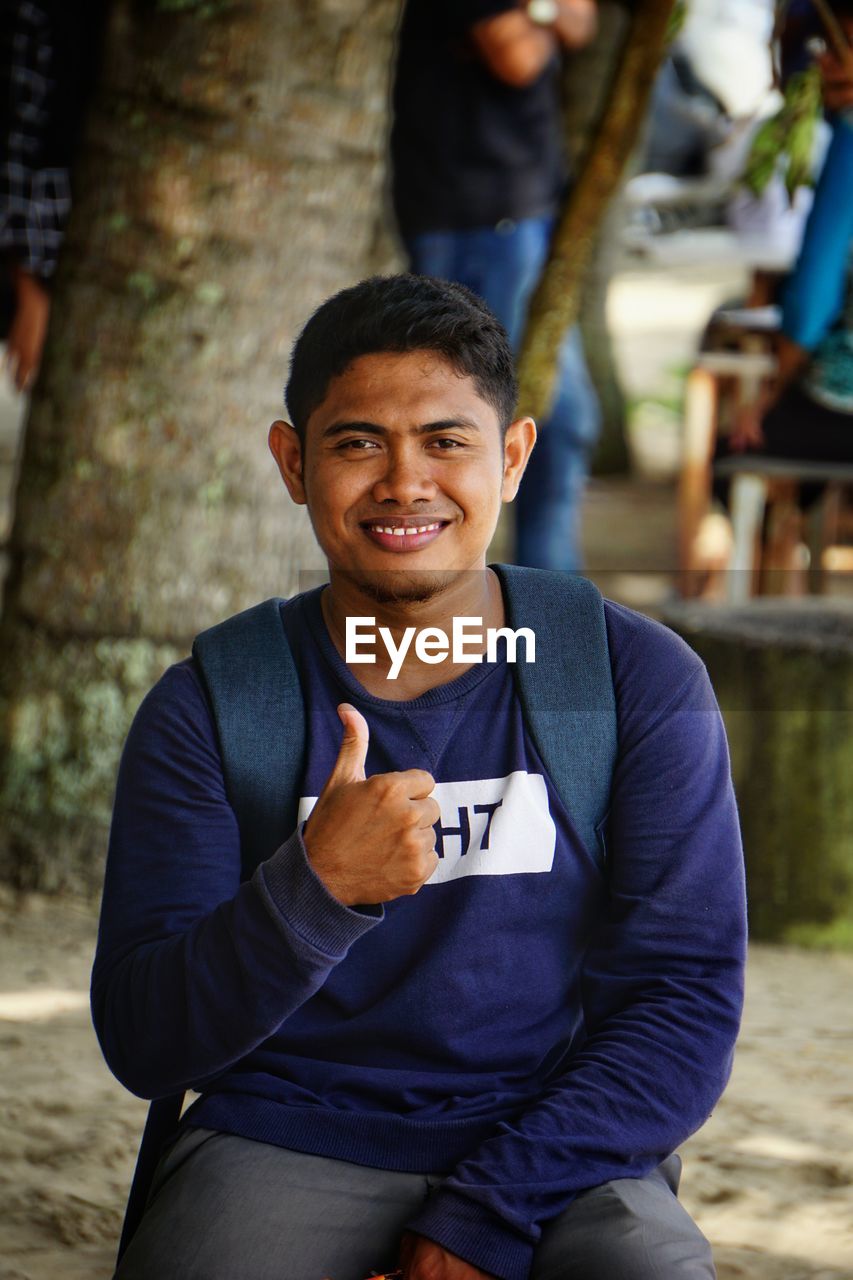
left=371, top=446, right=437, bottom=505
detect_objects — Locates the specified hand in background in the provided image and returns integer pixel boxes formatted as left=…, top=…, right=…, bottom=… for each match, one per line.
left=729, top=333, right=810, bottom=453
left=818, top=45, right=853, bottom=114
left=729, top=404, right=766, bottom=453
left=553, top=0, right=598, bottom=51
left=5, top=268, right=50, bottom=392
left=471, top=0, right=597, bottom=88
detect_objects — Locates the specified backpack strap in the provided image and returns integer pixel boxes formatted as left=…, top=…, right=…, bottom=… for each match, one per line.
left=115, top=1094, right=183, bottom=1265
left=115, top=598, right=304, bottom=1269
left=192, top=597, right=305, bottom=879
left=492, top=564, right=617, bottom=868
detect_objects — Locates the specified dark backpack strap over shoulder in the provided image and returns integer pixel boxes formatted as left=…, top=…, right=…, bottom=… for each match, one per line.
left=117, top=574, right=615, bottom=1266
left=192, top=597, right=306, bottom=879
left=115, top=1093, right=182, bottom=1266
left=493, top=564, right=617, bottom=868
left=117, top=598, right=307, bottom=1269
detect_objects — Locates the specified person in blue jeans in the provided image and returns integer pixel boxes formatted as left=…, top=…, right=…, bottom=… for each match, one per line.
left=392, top=0, right=601, bottom=571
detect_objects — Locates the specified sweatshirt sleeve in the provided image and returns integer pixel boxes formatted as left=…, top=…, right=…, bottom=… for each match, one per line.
left=90, top=661, right=381, bottom=1100
left=782, top=114, right=853, bottom=351
left=406, top=609, right=747, bottom=1280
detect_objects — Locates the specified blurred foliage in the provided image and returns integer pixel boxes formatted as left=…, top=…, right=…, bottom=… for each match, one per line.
left=741, top=64, right=823, bottom=201
left=665, top=0, right=686, bottom=44
left=786, top=916, right=853, bottom=950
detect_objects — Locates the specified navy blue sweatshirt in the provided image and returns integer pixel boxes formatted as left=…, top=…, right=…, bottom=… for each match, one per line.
left=92, top=589, right=746, bottom=1280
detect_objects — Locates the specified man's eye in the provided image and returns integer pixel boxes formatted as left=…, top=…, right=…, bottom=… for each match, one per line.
left=337, top=438, right=378, bottom=451
left=431, top=437, right=465, bottom=450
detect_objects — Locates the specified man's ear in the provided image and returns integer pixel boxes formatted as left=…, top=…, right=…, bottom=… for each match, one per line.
left=268, top=420, right=307, bottom=505
left=501, top=416, right=537, bottom=502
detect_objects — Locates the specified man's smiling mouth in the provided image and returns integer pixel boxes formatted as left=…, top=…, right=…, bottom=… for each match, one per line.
left=360, top=518, right=450, bottom=550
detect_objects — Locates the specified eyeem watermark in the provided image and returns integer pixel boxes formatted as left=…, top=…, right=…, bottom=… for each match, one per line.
left=346, top=616, right=536, bottom=679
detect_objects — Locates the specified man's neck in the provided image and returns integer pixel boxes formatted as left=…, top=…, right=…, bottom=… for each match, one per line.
left=320, top=567, right=506, bottom=701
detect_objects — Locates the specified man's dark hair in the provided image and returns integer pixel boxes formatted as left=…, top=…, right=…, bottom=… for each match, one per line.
left=285, top=274, right=518, bottom=440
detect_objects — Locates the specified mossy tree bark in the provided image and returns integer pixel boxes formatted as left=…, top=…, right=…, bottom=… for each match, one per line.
left=664, top=602, right=853, bottom=944
left=517, top=0, right=677, bottom=424
left=0, top=0, right=399, bottom=892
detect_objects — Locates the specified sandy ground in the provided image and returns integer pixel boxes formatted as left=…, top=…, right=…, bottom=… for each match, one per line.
left=1, top=888, right=852, bottom=1280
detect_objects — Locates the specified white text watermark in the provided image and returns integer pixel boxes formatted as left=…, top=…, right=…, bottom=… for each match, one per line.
left=345, top=616, right=536, bottom=679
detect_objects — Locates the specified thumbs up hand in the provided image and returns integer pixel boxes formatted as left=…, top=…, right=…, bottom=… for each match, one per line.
left=302, top=704, right=440, bottom=906
left=326, top=702, right=370, bottom=785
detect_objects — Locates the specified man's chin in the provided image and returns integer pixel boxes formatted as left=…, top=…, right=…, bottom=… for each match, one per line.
left=337, top=566, right=463, bottom=606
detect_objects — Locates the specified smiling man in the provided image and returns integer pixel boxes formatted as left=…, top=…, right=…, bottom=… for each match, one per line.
left=93, top=275, right=747, bottom=1280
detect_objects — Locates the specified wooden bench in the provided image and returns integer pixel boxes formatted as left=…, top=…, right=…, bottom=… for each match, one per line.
left=713, top=455, right=853, bottom=603
left=678, top=342, right=779, bottom=599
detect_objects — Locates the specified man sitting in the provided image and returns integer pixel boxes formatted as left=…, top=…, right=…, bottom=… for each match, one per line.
left=92, top=273, right=746, bottom=1280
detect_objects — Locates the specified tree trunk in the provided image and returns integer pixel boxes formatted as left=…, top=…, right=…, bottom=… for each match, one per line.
left=562, top=1, right=633, bottom=475
left=0, top=0, right=400, bottom=893
left=580, top=191, right=632, bottom=475
left=517, top=0, right=676, bottom=423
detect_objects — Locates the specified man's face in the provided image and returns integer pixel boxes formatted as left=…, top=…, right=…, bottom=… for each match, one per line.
left=269, top=350, right=534, bottom=605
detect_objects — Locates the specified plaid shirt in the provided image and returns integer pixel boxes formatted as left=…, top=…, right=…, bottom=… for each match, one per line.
left=1, top=0, right=71, bottom=279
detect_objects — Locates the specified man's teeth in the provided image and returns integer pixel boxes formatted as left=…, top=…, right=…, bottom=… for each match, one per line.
left=372, top=523, right=442, bottom=536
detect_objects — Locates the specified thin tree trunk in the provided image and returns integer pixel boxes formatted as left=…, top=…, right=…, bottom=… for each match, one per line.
left=0, top=0, right=400, bottom=892
left=580, top=194, right=632, bottom=474
left=517, top=0, right=677, bottom=422
left=562, top=1, right=633, bottom=475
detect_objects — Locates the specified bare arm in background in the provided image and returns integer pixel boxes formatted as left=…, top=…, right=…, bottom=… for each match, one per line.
left=0, top=0, right=67, bottom=391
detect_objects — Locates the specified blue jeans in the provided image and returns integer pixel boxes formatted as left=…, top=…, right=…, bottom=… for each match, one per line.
left=407, top=218, right=601, bottom=571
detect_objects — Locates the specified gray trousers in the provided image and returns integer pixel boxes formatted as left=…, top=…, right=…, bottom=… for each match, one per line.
left=115, top=1127, right=716, bottom=1280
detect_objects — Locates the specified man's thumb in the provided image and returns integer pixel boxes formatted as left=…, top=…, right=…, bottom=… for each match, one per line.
left=329, top=702, right=369, bottom=785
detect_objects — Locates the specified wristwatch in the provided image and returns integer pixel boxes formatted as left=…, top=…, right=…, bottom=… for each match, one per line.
left=527, top=0, right=560, bottom=24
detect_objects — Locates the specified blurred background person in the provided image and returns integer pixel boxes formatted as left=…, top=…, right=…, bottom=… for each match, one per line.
left=731, top=0, right=853, bottom=467
left=0, top=0, right=106, bottom=392
left=390, top=0, right=601, bottom=571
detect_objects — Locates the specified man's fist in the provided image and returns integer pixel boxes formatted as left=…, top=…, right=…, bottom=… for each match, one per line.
left=399, top=1232, right=496, bottom=1279
left=302, top=703, right=441, bottom=906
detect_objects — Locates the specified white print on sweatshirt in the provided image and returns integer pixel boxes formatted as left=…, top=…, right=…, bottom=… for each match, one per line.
left=297, top=771, right=556, bottom=885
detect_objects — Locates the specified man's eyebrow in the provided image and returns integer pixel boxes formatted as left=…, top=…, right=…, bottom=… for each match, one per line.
left=417, top=417, right=482, bottom=434
left=321, top=421, right=385, bottom=439
left=321, top=417, right=483, bottom=439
